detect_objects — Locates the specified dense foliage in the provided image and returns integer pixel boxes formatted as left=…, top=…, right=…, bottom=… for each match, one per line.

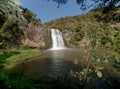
left=0, top=73, right=83, bottom=89
left=0, top=1, right=42, bottom=50
left=22, top=8, right=42, bottom=27
left=0, top=18, right=22, bottom=50
left=0, top=0, right=24, bottom=19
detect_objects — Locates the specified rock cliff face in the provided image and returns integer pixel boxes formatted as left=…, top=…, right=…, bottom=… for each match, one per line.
left=18, top=21, right=51, bottom=49
left=18, top=19, right=89, bottom=49
left=19, top=21, right=89, bottom=49
left=62, top=29, right=73, bottom=47
left=62, top=29, right=90, bottom=48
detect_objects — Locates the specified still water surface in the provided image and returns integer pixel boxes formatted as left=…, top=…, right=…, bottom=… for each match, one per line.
left=2, top=48, right=119, bottom=79
left=4, top=48, right=85, bottom=77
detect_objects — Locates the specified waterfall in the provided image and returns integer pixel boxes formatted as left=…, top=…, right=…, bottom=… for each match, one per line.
left=51, top=29, right=65, bottom=50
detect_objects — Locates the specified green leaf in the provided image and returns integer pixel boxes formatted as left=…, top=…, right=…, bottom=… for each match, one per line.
left=96, top=70, right=102, bottom=78
left=105, top=59, right=109, bottom=63
left=74, top=59, right=79, bottom=65
left=97, top=58, right=101, bottom=62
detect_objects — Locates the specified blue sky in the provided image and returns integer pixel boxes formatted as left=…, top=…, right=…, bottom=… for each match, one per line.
left=20, top=0, right=90, bottom=23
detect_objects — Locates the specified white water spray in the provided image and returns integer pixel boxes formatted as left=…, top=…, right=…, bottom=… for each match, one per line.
left=51, top=29, right=65, bottom=50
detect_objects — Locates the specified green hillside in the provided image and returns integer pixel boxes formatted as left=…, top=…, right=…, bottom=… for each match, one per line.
left=44, top=7, right=120, bottom=30
left=44, top=7, right=120, bottom=63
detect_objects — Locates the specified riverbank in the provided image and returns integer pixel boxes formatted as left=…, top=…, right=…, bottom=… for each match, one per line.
left=0, top=48, right=41, bottom=67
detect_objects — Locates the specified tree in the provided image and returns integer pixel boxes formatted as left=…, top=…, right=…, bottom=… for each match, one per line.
left=0, top=0, right=24, bottom=19
left=0, top=18, right=23, bottom=49
left=50, top=0, right=120, bottom=9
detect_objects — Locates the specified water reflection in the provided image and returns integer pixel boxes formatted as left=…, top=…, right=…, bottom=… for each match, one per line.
left=1, top=48, right=119, bottom=79
left=39, top=48, right=83, bottom=77
left=2, top=48, right=83, bottom=77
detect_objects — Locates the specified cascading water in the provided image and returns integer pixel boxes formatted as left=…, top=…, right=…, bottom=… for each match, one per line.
left=51, top=29, right=65, bottom=50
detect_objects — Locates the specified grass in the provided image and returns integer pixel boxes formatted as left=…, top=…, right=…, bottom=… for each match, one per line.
left=0, top=48, right=40, bottom=66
